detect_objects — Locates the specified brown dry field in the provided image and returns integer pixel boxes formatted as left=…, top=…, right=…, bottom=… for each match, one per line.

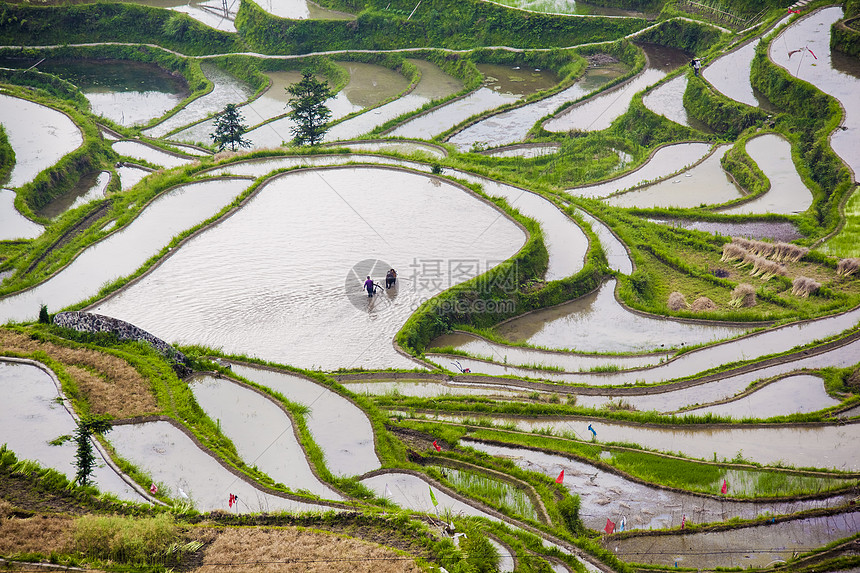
left=0, top=500, right=72, bottom=555
left=0, top=328, right=157, bottom=417
left=191, top=526, right=424, bottom=573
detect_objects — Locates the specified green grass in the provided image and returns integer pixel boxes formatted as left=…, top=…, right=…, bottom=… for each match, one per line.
left=823, top=186, right=860, bottom=257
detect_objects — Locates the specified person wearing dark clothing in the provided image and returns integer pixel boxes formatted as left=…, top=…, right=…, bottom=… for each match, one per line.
left=364, top=275, right=375, bottom=297
left=385, top=268, right=397, bottom=289
left=690, top=58, right=702, bottom=76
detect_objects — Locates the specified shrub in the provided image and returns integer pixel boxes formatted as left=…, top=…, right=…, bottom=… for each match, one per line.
left=557, top=494, right=583, bottom=534
left=72, top=514, right=177, bottom=565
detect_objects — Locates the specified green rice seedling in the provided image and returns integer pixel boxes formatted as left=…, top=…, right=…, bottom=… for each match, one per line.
left=729, top=283, right=756, bottom=308
left=667, top=291, right=689, bottom=311
left=791, top=276, right=821, bottom=297
left=837, top=258, right=860, bottom=277
left=443, top=468, right=539, bottom=521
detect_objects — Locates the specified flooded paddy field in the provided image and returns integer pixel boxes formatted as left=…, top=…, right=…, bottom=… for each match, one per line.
left=686, top=374, right=840, bottom=418
left=426, top=336, right=860, bottom=414
left=112, top=140, right=196, bottom=169
left=389, top=64, right=559, bottom=141
left=641, top=74, right=711, bottom=132
left=0, top=358, right=147, bottom=502
left=493, top=279, right=750, bottom=353
left=144, top=62, right=254, bottom=139
left=0, top=56, right=189, bottom=127
left=604, top=144, right=741, bottom=209
left=254, top=0, right=355, bottom=19
left=702, top=17, right=789, bottom=109
left=466, top=441, right=855, bottom=531
left=449, top=60, right=624, bottom=150
left=324, top=140, right=447, bottom=158
left=388, top=87, right=520, bottom=140
left=324, top=60, right=462, bottom=142
left=0, top=178, right=250, bottom=323
left=719, top=133, right=813, bottom=215
left=89, top=167, right=525, bottom=370
left=419, top=412, right=860, bottom=470
left=0, top=188, right=42, bottom=240
left=188, top=374, right=344, bottom=499
left=567, top=142, right=712, bottom=198
left=108, top=421, right=337, bottom=513
left=647, top=218, right=803, bottom=241
left=607, top=510, right=860, bottom=569
left=428, top=306, right=859, bottom=386
left=36, top=171, right=110, bottom=220
left=0, top=94, right=83, bottom=188
left=771, top=7, right=860, bottom=177
left=172, top=69, right=304, bottom=145
left=228, top=362, right=380, bottom=477
left=544, top=44, right=689, bottom=134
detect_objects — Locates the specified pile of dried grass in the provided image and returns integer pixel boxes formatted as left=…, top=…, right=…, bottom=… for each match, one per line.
left=791, top=276, right=821, bottom=297
left=772, top=242, right=809, bottom=262
left=837, top=258, right=860, bottom=277
left=748, top=257, right=786, bottom=281
left=691, top=297, right=717, bottom=311
left=667, top=291, right=689, bottom=310
left=721, top=243, right=746, bottom=263
left=192, top=526, right=422, bottom=573
left=729, top=283, right=757, bottom=308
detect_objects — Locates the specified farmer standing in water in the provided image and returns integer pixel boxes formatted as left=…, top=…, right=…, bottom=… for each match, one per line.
left=364, top=275, right=375, bottom=298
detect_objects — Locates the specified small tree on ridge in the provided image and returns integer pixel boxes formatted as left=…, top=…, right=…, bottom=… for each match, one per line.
left=287, top=71, right=333, bottom=146
left=74, top=415, right=113, bottom=486
left=211, top=103, right=251, bottom=152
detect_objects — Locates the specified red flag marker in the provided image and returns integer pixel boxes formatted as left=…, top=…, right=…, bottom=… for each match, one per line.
left=604, top=518, right=615, bottom=535
left=681, top=514, right=686, bottom=529
left=721, top=479, right=728, bottom=494
left=555, top=469, right=564, bottom=484
left=149, top=483, right=158, bottom=494
left=433, top=440, right=441, bottom=452
left=807, top=46, right=817, bottom=60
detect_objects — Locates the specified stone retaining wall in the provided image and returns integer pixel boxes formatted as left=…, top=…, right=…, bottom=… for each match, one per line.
left=53, top=311, right=191, bottom=376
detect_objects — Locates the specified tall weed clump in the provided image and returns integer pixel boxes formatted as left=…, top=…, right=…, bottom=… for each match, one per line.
left=72, top=514, right=177, bottom=566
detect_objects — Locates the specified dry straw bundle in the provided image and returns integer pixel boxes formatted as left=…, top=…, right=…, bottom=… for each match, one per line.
left=837, top=258, right=860, bottom=277
left=691, top=297, right=717, bottom=311
left=729, top=283, right=757, bottom=307
left=667, top=291, right=690, bottom=310
left=791, top=276, right=821, bottom=297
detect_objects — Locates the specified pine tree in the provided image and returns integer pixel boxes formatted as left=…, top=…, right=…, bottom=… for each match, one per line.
left=210, top=103, right=251, bottom=152
left=74, top=415, right=113, bottom=486
left=287, top=71, right=333, bottom=146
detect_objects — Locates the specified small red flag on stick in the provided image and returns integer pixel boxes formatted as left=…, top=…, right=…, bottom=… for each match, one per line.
left=604, top=519, right=615, bottom=534
left=721, top=479, right=728, bottom=494
left=555, top=469, right=564, bottom=484
left=149, top=483, right=158, bottom=494
left=432, top=440, right=441, bottom=452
